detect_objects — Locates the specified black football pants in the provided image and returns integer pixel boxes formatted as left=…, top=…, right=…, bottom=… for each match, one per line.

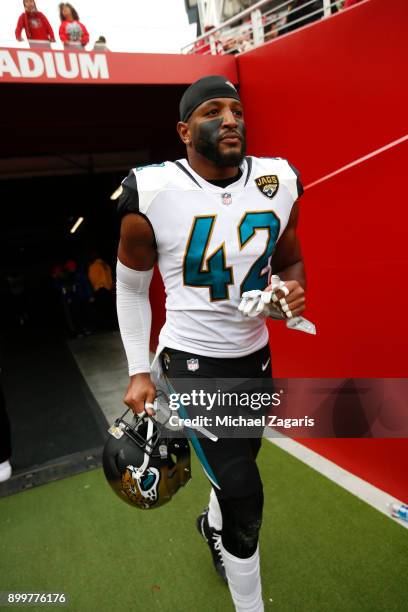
left=162, top=344, right=272, bottom=558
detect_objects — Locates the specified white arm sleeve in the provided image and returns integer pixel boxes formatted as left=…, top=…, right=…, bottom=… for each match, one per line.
left=116, top=259, right=153, bottom=376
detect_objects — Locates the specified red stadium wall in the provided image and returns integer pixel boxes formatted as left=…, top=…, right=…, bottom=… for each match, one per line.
left=237, top=0, right=408, bottom=500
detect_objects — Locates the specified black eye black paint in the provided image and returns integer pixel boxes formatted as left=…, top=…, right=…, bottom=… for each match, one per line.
left=194, top=118, right=246, bottom=168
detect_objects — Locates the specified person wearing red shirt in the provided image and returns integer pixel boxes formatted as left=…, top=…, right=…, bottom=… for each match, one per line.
left=192, top=25, right=224, bottom=56
left=15, top=0, right=55, bottom=47
left=59, top=3, right=89, bottom=49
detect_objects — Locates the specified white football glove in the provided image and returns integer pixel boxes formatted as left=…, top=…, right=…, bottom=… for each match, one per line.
left=238, top=276, right=287, bottom=318
left=238, top=289, right=263, bottom=317
left=238, top=275, right=317, bottom=335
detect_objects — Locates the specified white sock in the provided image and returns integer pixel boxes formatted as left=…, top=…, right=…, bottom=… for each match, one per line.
left=221, top=544, right=264, bottom=612
left=207, top=488, right=222, bottom=531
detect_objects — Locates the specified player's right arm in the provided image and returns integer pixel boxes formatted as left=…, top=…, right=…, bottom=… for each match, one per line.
left=117, top=211, right=157, bottom=416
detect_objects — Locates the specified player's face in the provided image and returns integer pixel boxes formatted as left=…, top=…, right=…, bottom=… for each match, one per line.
left=189, top=98, right=246, bottom=168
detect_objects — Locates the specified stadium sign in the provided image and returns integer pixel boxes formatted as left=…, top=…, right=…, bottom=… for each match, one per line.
left=0, top=47, right=237, bottom=85
left=0, top=49, right=109, bottom=82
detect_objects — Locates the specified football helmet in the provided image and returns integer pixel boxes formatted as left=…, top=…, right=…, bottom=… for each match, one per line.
left=103, top=408, right=191, bottom=509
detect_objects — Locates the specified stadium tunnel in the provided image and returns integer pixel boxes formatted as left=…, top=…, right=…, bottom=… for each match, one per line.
left=0, top=81, right=189, bottom=330
left=0, top=52, right=236, bottom=341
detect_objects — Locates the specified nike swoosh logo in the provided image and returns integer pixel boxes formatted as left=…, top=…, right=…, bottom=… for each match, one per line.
left=262, top=358, right=270, bottom=371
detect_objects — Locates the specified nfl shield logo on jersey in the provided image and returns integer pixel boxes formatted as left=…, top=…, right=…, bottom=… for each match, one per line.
left=222, top=192, right=232, bottom=206
left=255, top=175, right=279, bottom=199
left=187, top=358, right=199, bottom=372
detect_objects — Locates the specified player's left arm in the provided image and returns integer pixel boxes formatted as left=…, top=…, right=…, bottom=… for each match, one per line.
left=269, top=202, right=306, bottom=317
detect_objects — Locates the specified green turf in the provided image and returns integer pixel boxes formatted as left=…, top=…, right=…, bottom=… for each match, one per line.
left=0, top=442, right=407, bottom=612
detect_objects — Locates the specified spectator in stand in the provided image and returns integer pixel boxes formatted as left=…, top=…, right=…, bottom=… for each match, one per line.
left=192, top=25, right=223, bottom=55
left=192, top=31, right=210, bottom=55
left=236, top=20, right=254, bottom=53
left=93, top=35, right=108, bottom=51
left=15, top=0, right=55, bottom=48
left=263, top=0, right=286, bottom=40
left=222, top=36, right=240, bottom=55
left=88, top=253, right=115, bottom=330
left=59, top=3, right=89, bottom=49
left=343, top=0, right=364, bottom=7
left=283, top=0, right=324, bottom=34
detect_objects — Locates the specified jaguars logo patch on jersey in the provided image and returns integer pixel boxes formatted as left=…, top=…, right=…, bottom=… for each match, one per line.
left=255, top=175, right=279, bottom=199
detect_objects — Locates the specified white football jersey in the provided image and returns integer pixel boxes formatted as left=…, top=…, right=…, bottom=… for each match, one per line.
left=120, top=156, right=302, bottom=358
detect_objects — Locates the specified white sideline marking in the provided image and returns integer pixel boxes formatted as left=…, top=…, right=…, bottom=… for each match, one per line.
left=304, top=134, right=408, bottom=190
left=265, top=434, right=408, bottom=530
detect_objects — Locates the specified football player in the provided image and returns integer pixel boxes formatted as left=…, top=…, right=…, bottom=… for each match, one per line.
left=116, top=76, right=306, bottom=612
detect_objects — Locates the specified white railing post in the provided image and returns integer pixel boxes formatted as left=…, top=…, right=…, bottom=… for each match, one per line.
left=197, top=0, right=223, bottom=29
left=209, top=35, right=217, bottom=55
left=197, top=0, right=206, bottom=33
left=251, top=9, right=264, bottom=46
left=323, top=0, right=331, bottom=17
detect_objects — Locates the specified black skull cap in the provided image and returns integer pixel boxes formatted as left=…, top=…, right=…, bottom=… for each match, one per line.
left=179, top=75, right=240, bottom=122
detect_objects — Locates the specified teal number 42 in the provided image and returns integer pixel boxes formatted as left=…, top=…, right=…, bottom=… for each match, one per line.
left=183, top=211, right=280, bottom=301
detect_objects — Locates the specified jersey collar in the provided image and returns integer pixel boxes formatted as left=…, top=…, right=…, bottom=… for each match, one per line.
left=175, top=157, right=252, bottom=192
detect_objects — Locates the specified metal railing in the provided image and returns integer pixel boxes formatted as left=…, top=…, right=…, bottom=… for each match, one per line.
left=181, top=0, right=344, bottom=56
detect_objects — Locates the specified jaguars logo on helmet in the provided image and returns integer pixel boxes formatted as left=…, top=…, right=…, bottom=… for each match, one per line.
left=103, top=409, right=191, bottom=509
left=120, top=465, right=161, bottom=508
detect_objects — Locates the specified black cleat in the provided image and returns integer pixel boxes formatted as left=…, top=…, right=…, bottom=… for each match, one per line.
left=196, top=508, right=227, bottom=584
